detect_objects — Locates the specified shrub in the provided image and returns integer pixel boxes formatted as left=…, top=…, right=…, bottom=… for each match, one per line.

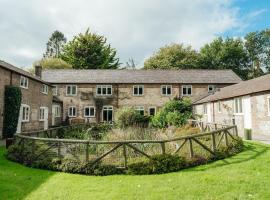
left=151, top=98, right=192, bottom=128
left=3, top=86, right=22, bottom=138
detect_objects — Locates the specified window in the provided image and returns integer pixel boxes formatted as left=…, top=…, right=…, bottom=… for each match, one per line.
left=68, top=106, right=76, bottom=117
left=234, top=97, right=243, bottom=114
left=42, top=84, right=48, bottom=94
left=133, top=85, right=144, bottom=96
left=20, top=76, right=28, bottom=89
left=66, top=85, right=77, bottom=96
left=102, top=106, right=113, bottom=122
left=149, top=107, right=156, bottom=116
left=52, top=85, right=58, bottom=96
left=53, top=105, right=61, bottom=117
left=218, top=101, right=221, bottom=113
left=39, top=107, right=45, bottom=121
left=203, top=104, right=207, bottom=114
left=21, top=104, right=30, bottom=122
left=208, top=85, right=215, bottom=93
left=182, top=85, right=192, bottom=96
left=135, top=106, right=144, bottom=115
left=268, top=97, right=270, bottom=116
left=96, top=85, right=112, bottom=96
left=161, top=85, right=172, bottom=95
left=84, top=106, right=95, bottom=117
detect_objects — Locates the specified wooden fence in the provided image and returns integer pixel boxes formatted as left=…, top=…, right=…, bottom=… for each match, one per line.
left=14, top=121, right=238, bottom=168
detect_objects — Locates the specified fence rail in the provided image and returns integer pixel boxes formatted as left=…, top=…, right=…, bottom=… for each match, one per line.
left=14, top=121, right=239, bottom=168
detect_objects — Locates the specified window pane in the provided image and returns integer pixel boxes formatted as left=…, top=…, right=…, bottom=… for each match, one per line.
left=85, top=107, right=89, bottom=116
left=134, top=87, right=138, bottom=95
left=149, top=108, right=155, bottom=116
left=67, top=86, right=71, bottom=94
left=102, top=87, right=106, bottom=95
left=107, top=87, right=112, bottom=95
left=103, top=110, right=108, bottom=121
left=183, top=87, right=186, bottom=95
left=139, top=87, right=143, bottom=95
left=162, top=87, right=166, bottom=95
left=97, top=87, right=102, bottom=94
left=167, top=87, right=171, bottom=95
left=90, top=108, right=95, bottom=116
left=188, top=87, right=191, bottom=95
left=72, top=86, right=76, bottom=94
left=108, top=110, right=113, bottom=121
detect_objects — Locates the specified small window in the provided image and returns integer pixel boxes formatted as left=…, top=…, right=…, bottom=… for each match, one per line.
left=53, top=105, right=61, bottom=117
left=218, top=101, right=221, bottom=113
left=161, top=85, right=172, bottom=96
left=234, top=97, right=243, bottom=114
left=52, top=85, right=58, bottom=96
left=133, top=85, right=144, bottom=96
left=135, top=106, right=144, bottom=115
left=42, top=84, right=48, bottom=94
left=96, top=85, right=112, bottom=96
left=68, top=106, right=76, bottom=117
left=149, top=107, right=156, bottom=116
left=203, top=104, right=207, bottom=114
left=21, top=104, right=30, bottom=122
left=20, top=76, right=28, bottom=89
left=103, top=106, right=113, bottom=122
left=84, top=106, right=95, bottom=117
left=39, top=107, right=45, bottom=121
left=66, top=85, right=77, bottom=96
left=182, top=85, right=192, bottom=96
left=208, top=85, right=215, bottom=93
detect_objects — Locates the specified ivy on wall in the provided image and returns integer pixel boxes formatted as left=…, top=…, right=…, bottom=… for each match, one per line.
left=3, top=86, right=22, bottom=138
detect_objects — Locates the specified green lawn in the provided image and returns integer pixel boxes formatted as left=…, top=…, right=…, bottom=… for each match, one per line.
left=1, top=142, right=270, bottom=200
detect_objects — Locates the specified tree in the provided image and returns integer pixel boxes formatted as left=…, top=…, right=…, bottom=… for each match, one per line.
left=44, top=30, right=67, bottom=58
left=61, top=29, right=120, bottom=69
left=144, top=43, right=199, bottom=69
left=37, top=58, right=72, bottom=69
left=245, top=29, right=270, bottom=78
left=198, top=37, right=250, bottom=80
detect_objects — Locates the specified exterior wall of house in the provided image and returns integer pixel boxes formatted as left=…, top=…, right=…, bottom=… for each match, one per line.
left=52, top=102, right=63, bottom=126
left=53, top=83, right=231, bottom=123
left=0, top=66, right=53, bottom=138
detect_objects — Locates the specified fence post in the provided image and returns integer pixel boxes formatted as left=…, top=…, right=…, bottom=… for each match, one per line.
left=160, top=142, right=166, bottom=155
left=224, top=131, right=228, bottom=147
left=234, top=126, right=238, bottom=137
left=57, top=141, right=61, bottom=160
left=123, top=144, right=127, bottom=168
left=214, top=123, right=217, bottom=130
left=188, top=139, right=194, bottom=158
left=85, top=142, right=89, bottom=163
left=211, top=133, right=216, bottom=152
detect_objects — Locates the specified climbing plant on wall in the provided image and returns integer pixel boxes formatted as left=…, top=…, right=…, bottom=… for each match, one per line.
left=3, top=86, right=22, bottom=138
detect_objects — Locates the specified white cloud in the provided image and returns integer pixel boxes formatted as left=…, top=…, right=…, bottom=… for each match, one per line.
left=0, top=0, right=262, bottom=68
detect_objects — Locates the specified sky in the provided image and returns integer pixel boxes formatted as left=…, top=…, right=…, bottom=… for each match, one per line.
left=0, top=0, right=269, bottom=68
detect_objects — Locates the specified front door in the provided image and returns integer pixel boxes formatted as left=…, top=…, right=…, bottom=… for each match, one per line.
left=44, top=107, right=49, bottom=130
left=102, top=106, right=113, bottom=122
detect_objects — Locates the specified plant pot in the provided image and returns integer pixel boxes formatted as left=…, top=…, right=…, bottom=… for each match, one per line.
left=244, top=129, right=252, bottom=140
left=6, top=138, right=14, bottom=149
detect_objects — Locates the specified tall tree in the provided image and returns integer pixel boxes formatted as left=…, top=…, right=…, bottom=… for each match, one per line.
left=199, top=37, right=250, bottom=80
left=245, top=29, right=270, bottom=78
left=44, top=30, right=67, bottom=58
left=144, top=43, right=199, bottom=69
left=61, top=29, right=120, bottom=69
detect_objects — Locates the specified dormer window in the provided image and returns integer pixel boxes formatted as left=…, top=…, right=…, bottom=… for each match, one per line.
left=20, top=76, right=28, bottom=89
left=66, top=85, right=77, bottom=96
left=96, top=85, right=112, bottom=96
left=182, top=85, right=192, bottom=96
left=133, top=85, right=144, bottom=96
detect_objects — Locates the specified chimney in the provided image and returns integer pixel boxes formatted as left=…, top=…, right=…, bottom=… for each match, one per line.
left=35, top=65, right=42, bottom=78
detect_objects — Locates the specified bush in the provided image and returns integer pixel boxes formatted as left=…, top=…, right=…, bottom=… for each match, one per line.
left=3, top=86, right=22, bottom=138
left=151, top=98, right=192, bottom=128
left=115, top=107, right=150, bottom=129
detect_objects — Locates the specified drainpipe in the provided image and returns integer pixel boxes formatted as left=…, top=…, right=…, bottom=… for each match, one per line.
left=212, top=102, right=215, bottom=122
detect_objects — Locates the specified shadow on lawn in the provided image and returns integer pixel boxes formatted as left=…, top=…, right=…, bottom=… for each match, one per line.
left=186, top=142, right=269, bottom=172
left=0, top=147, right=55, bottom=200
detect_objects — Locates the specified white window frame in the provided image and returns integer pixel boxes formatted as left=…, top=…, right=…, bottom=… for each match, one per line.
left=52, top=85, right=58, bottom=96
left=39, top=107, right=45, bottom=121
left=68, top=106, right=77, bottom=118
left=42, top=84, right=48, bottom=94
left=208, top=85, right=215, bottom=93
left=66, top=85, right=77, bottom=96
left=203, top=103, right=207, bottom=115
left=133, top=85, right=144, bottom=96
left=21, top=104, right=30, bottom=122
left=135, top=106, right=145, bottom=115
left=20, top=76, right=29, bottom=89
left=267, top=96, right=270, bottom=116
left=217, top=101, right=221, bottom=113
left=84, top=106, right=95, bottom=118
left=102, top=106, right=113, bottom=122
left=182, top=85, right=192, bottom=96
left=161, top=85, right=172, bottom=96
left=234, top=97, right=243, bottom=114
left=53, top=105, right=61, bottom=117
left=96, top=85, right=113, bottom=96
left=148, top=107, right=156, bottom=116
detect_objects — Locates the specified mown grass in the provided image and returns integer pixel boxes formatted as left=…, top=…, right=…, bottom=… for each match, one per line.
left=1, top=141, right=270, bottom=200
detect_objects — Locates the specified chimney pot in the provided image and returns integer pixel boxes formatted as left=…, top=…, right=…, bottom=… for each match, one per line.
left=35, top=65, right=42, bottom=78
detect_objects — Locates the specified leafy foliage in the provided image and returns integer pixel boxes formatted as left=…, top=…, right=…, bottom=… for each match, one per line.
left=61, top=28, right=120, bottom=69
left=44, top=30, right=67, bottom=58
left=3, top=86, right=22, bottom=138
left=151, top=98, right=192, bottom=128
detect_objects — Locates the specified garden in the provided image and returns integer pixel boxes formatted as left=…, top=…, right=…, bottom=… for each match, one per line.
left=7, top=98, right=243, bottom=176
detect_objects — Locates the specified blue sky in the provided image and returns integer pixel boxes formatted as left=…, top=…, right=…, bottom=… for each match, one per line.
left=0, top=0, right=269, bottom=68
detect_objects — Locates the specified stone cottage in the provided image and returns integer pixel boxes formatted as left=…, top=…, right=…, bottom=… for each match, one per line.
left=193, top=74, right=270, bottom=136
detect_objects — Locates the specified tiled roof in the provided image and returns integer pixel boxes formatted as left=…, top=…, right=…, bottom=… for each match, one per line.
left=42, top=69, right=242, bottom=84
left=0, top=60, right=48, bottom=84
left=194, top=73, right=270, bottom=104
